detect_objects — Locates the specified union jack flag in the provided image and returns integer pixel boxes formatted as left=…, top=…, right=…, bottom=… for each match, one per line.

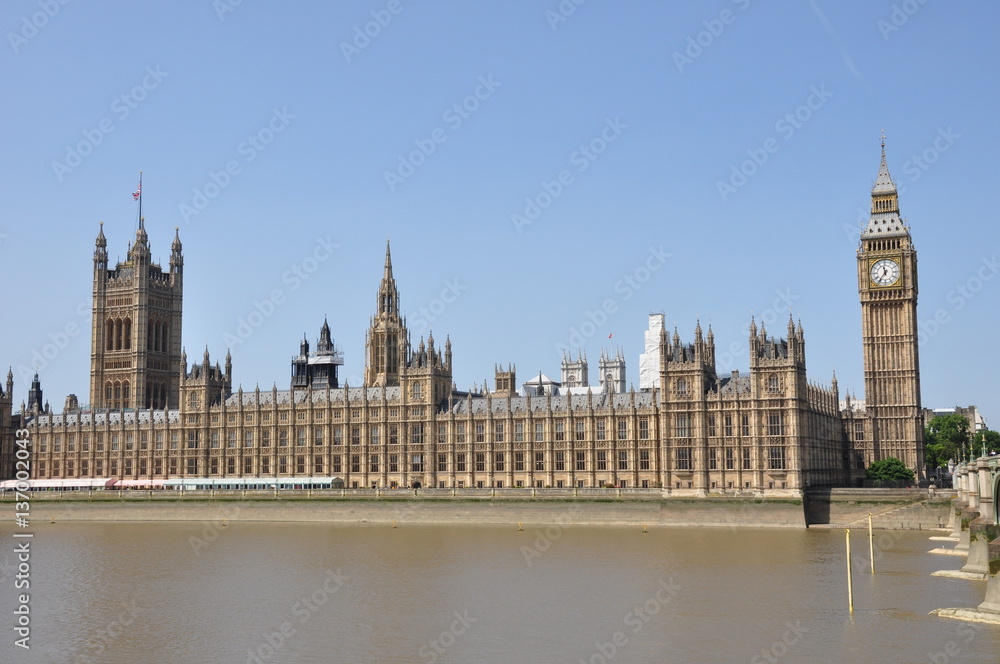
left=132, top=181, right=141, bottom=201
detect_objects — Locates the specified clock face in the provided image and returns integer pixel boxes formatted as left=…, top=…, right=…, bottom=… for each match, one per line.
left=870, top=258, right=900, bottom=287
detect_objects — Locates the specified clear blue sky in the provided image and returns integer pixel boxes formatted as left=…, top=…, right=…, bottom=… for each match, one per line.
left=2, top=1, right=997, bottom=425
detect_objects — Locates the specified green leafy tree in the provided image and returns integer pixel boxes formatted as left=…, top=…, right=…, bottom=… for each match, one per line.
left=924, top=413, right=971, bottom=469
left=866, top=457, right=915, bottom=487
left=972, top=429, right=1000, bottom=455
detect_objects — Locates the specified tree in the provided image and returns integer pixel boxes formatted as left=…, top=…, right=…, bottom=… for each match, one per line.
left=866, top=457, right=915, bottom=487
left=924, top=413, right=971, bottom=469
left=973, top=429, right=1000, bottom=455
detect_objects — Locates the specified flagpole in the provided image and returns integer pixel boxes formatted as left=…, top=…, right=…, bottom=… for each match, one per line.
left=138, top=171, right=143, bottom=227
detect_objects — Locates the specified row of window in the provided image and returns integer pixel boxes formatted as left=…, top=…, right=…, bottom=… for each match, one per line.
left=34, top=414, right=789, bottom=454
left=35, top=418, right=655, bottom=452
left=33, top=446, right=788, bottom=479
left=703, top=446, right=787, bottom=470
left=674, top=376, right=784, bottom=394
left=698, top=413, right=785, bottom=438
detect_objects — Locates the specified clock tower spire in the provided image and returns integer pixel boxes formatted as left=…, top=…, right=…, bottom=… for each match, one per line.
left=857, top=135, right=924, bottom=479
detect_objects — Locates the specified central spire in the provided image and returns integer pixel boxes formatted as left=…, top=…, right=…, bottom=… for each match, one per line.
left=366, top=241, right=408, bottom=387
left=384, top=236, right=393, bottom=281
left=377, top=238, right=400, bottom=316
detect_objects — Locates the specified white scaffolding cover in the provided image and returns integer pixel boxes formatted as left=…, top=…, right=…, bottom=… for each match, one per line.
left=638, top=313, right=664, bottom=390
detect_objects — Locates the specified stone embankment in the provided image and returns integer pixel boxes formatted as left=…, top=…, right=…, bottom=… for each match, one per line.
left=0, top=486, right=956, bottom=529
left=804, top=487, right=953, bottom=530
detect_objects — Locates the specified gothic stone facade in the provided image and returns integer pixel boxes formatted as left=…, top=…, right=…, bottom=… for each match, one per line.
left=1, top=148, right=924, bottom=490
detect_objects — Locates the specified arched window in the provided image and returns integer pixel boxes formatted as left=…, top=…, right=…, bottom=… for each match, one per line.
left=106, top=319, right=114, bottom=350
left=677, top=378, right=688, bottom=395
left=123, top=318, right=131, bottom=349
left=768, top=375, right=780, bottom=392
left=122, top=382, right=130, bottom=409
left=412, top=382, right=422, bottom=399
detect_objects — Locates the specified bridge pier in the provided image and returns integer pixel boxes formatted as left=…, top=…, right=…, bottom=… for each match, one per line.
left=935, top=456, right=1000, bottom=623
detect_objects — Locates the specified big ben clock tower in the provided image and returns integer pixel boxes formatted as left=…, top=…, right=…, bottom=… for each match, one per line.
left=858, top=136, right=924, bottom=478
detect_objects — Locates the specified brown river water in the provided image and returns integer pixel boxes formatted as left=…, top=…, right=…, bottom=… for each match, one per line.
left=0, top=522, right=996, bottom=663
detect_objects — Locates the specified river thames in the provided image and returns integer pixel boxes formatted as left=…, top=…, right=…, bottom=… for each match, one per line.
left=0, top=522, right=996, bottom=663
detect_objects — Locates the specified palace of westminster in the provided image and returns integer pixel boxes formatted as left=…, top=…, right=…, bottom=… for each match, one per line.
left=0, top=146, right=925, bottom=491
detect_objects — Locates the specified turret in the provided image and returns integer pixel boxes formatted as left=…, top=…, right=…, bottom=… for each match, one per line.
left=170, top=226, right=183, bottom=275
left=705, top=323, right=716, bottom=368
left=128, top=218, right=152, bottom=266
left=94, top=222, right=108, bottom=269
left=27, top=373, right=43, bottom=413
left=318, top=317, right=333, bottom=353
left=561, top=350, right=588, bottom=388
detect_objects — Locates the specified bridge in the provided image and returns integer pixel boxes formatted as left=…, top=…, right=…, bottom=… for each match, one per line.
left=937, top=454, right=1000, bottom=620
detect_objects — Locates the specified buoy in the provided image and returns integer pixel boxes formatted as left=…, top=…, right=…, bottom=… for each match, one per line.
left=518, top=522, right=523, bottom=531
left=392, top=520, right=397, bottom=529
left=642, top=524, right=648, bottom=533
left=222, top=519, right=228, bottom=527
left=51, top=517, right=55, bottom=524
